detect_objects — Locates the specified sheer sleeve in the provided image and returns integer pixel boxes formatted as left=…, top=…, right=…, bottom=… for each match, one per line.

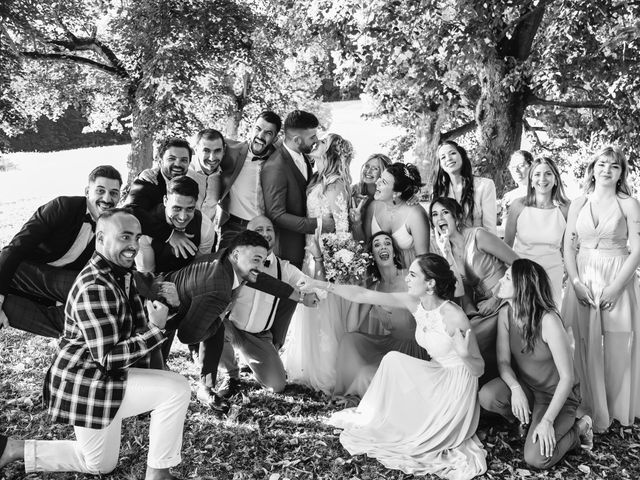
left=324, top=181, right=351, bottom=235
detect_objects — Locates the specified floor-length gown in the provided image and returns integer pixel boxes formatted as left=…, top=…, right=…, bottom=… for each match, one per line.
left=334, top=299, right=429, bottom=398
left=562, top=196, right=640, bottom=432
left=283, top=181, right=354, bottom=394
left=513, top=206, right=566, bottom=308
left=328, top=301, right=487, bottom=480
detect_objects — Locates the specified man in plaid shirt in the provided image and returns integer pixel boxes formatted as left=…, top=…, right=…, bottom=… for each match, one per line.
left=0, top=208, right=190, bottom=479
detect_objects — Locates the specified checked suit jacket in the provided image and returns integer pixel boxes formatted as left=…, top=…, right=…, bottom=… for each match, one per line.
left=44, top=253, right=165, bottom=429
left=260, top=145, right=316, bottom=268
left=167, top=250, right=295, bottom=345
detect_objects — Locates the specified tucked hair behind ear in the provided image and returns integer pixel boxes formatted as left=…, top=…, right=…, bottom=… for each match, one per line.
left=415, top=253, right=457, bottom=300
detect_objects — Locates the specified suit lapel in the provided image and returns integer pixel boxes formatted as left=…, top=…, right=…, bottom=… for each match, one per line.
left=304, top=154, right=313, bottom=184
left=220, top=142, right=250, bottom=201
left=280, top=146, right=308, bottom=191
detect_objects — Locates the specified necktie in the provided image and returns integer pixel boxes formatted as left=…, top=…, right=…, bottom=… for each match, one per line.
left=84, top=213, right=96, bottom=231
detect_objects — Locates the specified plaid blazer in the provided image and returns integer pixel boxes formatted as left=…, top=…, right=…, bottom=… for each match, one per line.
left=44, top=253, right=165, bottom=429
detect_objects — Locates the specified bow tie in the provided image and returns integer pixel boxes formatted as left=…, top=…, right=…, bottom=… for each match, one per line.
left=250, top=144, right=275, bottom=161
left=263, top=259, right=271, bottom=267
left=84, top=213, right=96, bottom=231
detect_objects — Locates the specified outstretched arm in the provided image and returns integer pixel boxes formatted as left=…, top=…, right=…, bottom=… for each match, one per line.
left=300, top=278, right=414, bottom=310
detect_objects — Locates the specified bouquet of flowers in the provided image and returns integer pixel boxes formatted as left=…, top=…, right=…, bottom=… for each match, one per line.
left=320, top=233, right=371, bottom=285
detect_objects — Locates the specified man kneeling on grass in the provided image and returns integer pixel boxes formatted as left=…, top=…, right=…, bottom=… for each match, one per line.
left=0, top=209, right=190, bottom=480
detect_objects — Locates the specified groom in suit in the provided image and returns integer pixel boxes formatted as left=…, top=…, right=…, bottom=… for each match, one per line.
left=261, top=110, right=335, bottom=269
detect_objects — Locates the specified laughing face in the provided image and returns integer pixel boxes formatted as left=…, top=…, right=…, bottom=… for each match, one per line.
left=86, top=176, right=122, bottom=220
left=371, top=233, right=394, bottom=266
left=405, top=260, right=431, bottom=297
left=248, top=216, right=276, bottom=251
left=361, top=158, right=383, bottom=184
left=250, top=118, right=279, bottom=156
left=96, top=212, right=141, bottom=269
left=195, top=137, right=224, bottom=175
left=374, top=170, right=395, bottom=201
left=232, top=245, right=268, bottom=283
left=160, top=146, right=191, bottom=179
left=509, top=152, right=531, bottom=186
left=164, top=193, right=196, bottom=230
left=430, top=202, right=458, bottom=236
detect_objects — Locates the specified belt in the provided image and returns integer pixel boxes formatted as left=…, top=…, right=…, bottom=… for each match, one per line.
left=228, top=214, right=250, bottom=227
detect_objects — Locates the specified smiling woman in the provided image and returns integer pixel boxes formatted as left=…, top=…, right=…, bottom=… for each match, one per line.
left=504, top=157, right=570, bottom=308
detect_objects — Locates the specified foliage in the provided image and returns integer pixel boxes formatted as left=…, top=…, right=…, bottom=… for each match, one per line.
left=0, top=0, right=327, bottom=173
left=288, top=0, right=640, bottom=195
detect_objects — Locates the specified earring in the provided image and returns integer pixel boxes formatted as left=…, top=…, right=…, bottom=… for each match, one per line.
left=425, top=286, right=435, bottom=296
left=591, top=176, right=595, bottom=183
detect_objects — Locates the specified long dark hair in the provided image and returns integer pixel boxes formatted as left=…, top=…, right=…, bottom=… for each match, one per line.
left=428, top=196, right=465, bottom=231
left=386, top=162, right=424, bottom=201
left=367, top=231, right=403, bottom=279
left=433, top=141, right=475, bottom=225
left=511, top=259, right=559, bottom=353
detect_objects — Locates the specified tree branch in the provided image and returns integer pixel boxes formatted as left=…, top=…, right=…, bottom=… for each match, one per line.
left=528, top=94, right=608, bottom=109
left=523, top=119, right=552, bottom=151
left=496, top=0, right=553, bottom=44
left=441, top=120, right=476, bottom=140
left=21, top=51, right=129, bottom=78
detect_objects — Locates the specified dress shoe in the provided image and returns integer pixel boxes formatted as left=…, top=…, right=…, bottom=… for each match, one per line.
left=196, top=385, right=230, bottom=416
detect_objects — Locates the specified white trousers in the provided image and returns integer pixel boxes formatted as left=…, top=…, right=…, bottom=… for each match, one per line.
left=24, top=368, right=191, bottom=474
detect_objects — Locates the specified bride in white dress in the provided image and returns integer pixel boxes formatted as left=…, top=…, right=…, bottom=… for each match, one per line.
left=300, top=254, right=487, bottom=480
left=283, top=133, right=355, bottom=394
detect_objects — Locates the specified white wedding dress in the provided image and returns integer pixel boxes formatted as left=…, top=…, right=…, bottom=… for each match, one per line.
left=283, top=179, right=357, bottom=394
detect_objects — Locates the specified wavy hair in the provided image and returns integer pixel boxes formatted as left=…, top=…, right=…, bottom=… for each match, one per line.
left=367, top=231, right=404, bottom=279
left=511, top=259, right=559, bottom=353
left=308, top=133, right=354, bottom=194
left=583, top=145, right=632, bottom=196
left=433, top=141, right=475, bottom=224
left=524, top=157, right=570, bottom=207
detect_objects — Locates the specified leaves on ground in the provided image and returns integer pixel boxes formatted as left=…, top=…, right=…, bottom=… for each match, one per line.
left=2, top=329, right=639, bottom=479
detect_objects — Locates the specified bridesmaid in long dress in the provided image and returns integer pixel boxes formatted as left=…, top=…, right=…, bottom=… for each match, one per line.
left=334, top=231, right=429, bottom=400
left=363, top=163, right=430, bottom=268
left=480, top=260, right=593, bottom=469
left=430, top=197, right=518, bottom=380
left=504, top=157, right=570, bottom=308
left=562, top=145, right=640, bottom=433
left=434, top=141, right=498, bottom=234
left=301, top=254, right=487, bottom=480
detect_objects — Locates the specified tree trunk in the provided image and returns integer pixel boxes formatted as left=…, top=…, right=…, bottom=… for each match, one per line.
left=127, top=102, right=154, bottom=185
left=412, top=110, right=445, bottom=199
left=224, top=109, right=243, bottom=140
left=474, top=54, right=526, bottom=197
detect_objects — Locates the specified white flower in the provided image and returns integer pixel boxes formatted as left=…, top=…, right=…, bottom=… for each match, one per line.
left=335, top=248, right=355, bottom=264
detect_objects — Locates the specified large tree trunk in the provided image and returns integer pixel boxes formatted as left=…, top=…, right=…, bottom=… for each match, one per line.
left=224, top=108, right=243, bottom=140
left=474, top=54, right=526, bottom=197
left=127, top=101, right=154, bottom=185
left=413, top=110, right=445, bottom=199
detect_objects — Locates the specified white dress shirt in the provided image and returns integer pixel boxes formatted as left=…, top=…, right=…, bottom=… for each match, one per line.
left=228, top=149, right=264, bottom=221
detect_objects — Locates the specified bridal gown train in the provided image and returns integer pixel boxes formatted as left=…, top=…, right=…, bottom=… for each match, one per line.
left=327, top=301, right=487, bottom=480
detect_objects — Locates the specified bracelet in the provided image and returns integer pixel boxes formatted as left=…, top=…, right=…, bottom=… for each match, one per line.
left=313, top=256, right=322, bottom=261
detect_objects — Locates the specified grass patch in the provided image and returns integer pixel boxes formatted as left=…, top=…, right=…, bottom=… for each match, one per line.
left=2, top=327, right=640, bottom=479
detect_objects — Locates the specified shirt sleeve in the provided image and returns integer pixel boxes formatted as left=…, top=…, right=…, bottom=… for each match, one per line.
left=72, top=284, right=165, bottom=371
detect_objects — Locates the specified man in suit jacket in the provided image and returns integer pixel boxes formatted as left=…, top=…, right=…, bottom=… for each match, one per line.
left=0, top=209, right=191, bottom=477
left=261, top=110, right=335, bottom=269
left=165, top=229, right=305, bottom=409
left=216, top=111, right=282, bottom=249
left=0, top=165, right=122, bottom=337
left=124, top=136, right=198, bottom=259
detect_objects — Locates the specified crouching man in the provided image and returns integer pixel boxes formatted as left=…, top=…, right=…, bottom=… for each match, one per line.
left=0, top=208, right=190, bottom=480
